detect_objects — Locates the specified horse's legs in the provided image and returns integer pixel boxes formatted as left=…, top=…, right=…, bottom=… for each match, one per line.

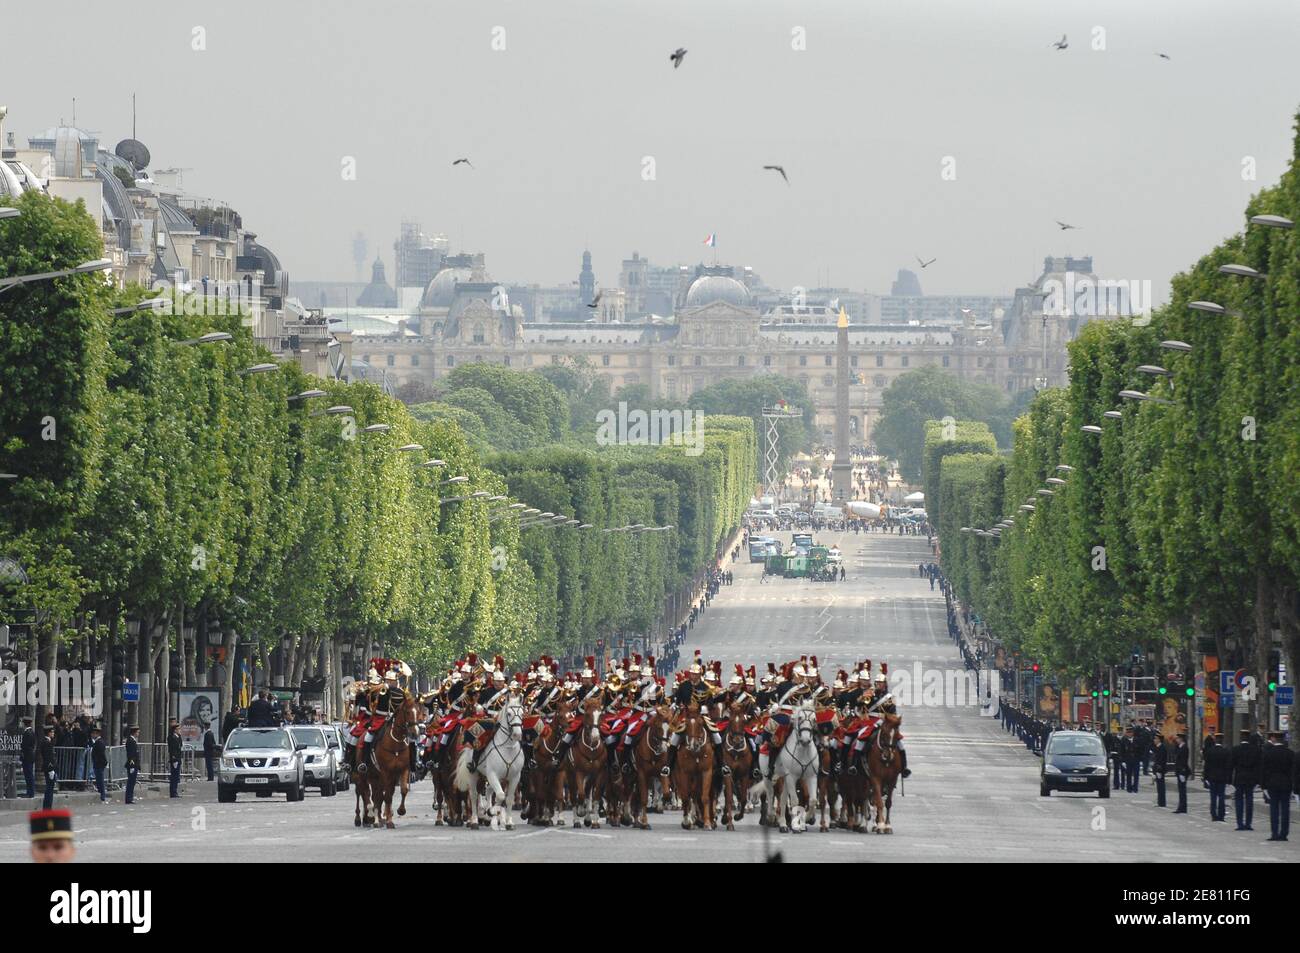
left=397, top=771, right=409, bottom=817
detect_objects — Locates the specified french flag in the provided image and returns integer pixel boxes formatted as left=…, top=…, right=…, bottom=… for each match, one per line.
left=702, top=233, right=716, bottom=247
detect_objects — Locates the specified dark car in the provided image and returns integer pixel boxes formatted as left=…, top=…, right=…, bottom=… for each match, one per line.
left=1040, top=730, right=1110, bottom=798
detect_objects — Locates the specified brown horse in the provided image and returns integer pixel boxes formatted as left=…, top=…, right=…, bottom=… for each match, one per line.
left=674, top=703, right=716, bottom=830
left=866, top=712, right=903, bottom=834
left=568, top=696, right=606, bottom=828
left=624, top=705, right=671, bottom=829
left=719, top=703, right=754, bottom=831
left=526, top=697, right=572, bottom=827
left=430, top=720, right=474, bottom=826
left=358, top=695, right=419, bottom=829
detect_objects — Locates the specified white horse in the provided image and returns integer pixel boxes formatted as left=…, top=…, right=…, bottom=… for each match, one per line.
left=454, top=696, right=526, bottom=830
left=768, top=702, right=819, bottom=833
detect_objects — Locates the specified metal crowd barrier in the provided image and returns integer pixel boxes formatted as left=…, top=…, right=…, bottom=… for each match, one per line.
left=0, top=756, right=18, bottom=799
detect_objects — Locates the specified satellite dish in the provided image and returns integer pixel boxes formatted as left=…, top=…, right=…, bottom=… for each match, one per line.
left=114, top=138, right=151, bottom=171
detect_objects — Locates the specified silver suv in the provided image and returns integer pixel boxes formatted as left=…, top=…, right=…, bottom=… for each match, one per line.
left=218, top=727, right=305, bottom=802
left=289, top=726, right=338, bottom=797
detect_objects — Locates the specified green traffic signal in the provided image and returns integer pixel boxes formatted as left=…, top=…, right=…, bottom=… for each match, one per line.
left=1102, top=689, right=1110, bottom=697
left=1185, top=687, right=1195, bottom=697
left=1091, top=690, right=1099, bottom=698
left=1268, top=681, right=1277, bottom=692
left=1158, top=686, right=1167, bottom=695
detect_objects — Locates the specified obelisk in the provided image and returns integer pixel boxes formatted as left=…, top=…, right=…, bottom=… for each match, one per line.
left=831, top=305, right=853, bottom=503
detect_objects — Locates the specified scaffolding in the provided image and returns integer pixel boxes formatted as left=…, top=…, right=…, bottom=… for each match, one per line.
left=761, top=404, right=803, bottom=499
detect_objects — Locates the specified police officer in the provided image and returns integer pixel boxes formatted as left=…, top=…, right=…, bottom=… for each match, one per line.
left=19, top=716, right=36, bottom=798
left=1204, top=733, right=1231, bottom=821
left=39, top=723, right=58, bottom=811
left=1229, top=728, right=1260, bottom=831
left=1172, top=731, right=1190, bottom=814
left=1121, top=726, right=1140, bottom=793
left=124, top=725, right=141, bottom=804
left=167, top=719, right=183, bottom=798
left=1260, top=730, right=1293, bottom=842
left=1152, top=732, right=1168, bottom=807
left=90, top=724, right=108, bottom=803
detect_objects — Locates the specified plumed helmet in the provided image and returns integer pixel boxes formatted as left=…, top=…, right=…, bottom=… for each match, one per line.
left=689, top=649, right=703, bottom=675
left=730, top=663, right=745, bottom=686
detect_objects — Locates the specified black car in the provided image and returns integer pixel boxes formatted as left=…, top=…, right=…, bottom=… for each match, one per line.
left=1040, top=730, right=1110, bottom=797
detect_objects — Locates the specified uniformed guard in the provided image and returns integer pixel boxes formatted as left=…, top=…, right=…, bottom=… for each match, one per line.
left=167, top=719, right=183, bottom=798
left=468, top=659, right=509, bottom=773
left=1173, top=731, right=1190, bottom=814
left=29, top=808, right=75, bottom=864
left=19, top=716, right=35, bottom=799
left=90, top=724, right=108, bottom=803
left=39, top=722, right=57, bottom=811
left=1151, top=731, right=1168, bottom=807
left=124, top=724, right=141, bottom=804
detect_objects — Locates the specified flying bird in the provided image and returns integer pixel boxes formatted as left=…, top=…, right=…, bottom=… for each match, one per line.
left=587, top=290, right=603, bottom=309
left=669, top=48, right=687, bottom=69
left=1051, top=34, right=1068, bottom=50
left=1056, top=220, right=1079, bottom=230
left=763, top=164, right=789, bottom=185
left=916, top=255, right=936, bottom=269
left=452, top=158, right=473, bottom=169
left=1157, top=52, right=1171, bottom=60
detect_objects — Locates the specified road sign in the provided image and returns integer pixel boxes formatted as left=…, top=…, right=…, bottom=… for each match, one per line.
left=122, top=681, right=140, bottom=702
left=1277, top=686, right=1295, bottom=707
left=1220, top=671, right=1236, bottom=694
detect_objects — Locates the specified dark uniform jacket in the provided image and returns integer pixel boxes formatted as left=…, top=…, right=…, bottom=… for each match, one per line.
left=39, top=735, right=56, bottom=774
left=167, top=731, right=183, bottom=762
left=125, top=736, right=141, bottom=770
left=1174, top=742, right=1191, bottom=777
left=1203, top=743, right=1231, bottom=784
left=1259, top=743, right=1295, bottom=795
left=92, top=737, right=108, bottom=770
left=673, top=679, right=713, bottom=708
left=1152, top=741, right=1168, bottom=775
left=1229, top=741, right=1260, bottom=787
left=20, top=726, right=36, bottom=764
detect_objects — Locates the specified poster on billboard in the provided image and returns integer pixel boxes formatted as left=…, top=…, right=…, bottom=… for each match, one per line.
left=1035, top=683, right=1059, bottom=721
left=176, top=688, right=220, bottom=751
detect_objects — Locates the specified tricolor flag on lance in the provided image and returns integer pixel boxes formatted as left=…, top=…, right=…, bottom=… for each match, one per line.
left=702, top=233, right=716, bottom=247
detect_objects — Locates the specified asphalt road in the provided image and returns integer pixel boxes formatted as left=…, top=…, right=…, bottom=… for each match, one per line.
left=4, top=529, right=1294, bottom=862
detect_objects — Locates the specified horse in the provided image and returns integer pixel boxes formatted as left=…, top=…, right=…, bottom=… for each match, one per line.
left=526, top=696, right=571, bottom=827
left=866, top=711, right=903, bottom=834
left=358, top=694, right=420, bottom=829
left=768, top=701, right=819, bottom=834
left=674, top=703, right=716, bottom=830
left=568, top=696, right=606, bottom=829
left=719, top=702, right=754, bottom=831
left=454, top=695, right=526, bottom=830
left=628, top=706, right=670, bottom=829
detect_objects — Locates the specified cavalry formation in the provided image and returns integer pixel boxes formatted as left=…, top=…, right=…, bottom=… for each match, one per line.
left=343, top=651, right=909, bottom=835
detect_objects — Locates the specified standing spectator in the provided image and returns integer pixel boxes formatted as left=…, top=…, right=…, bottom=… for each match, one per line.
left=1260, top=730, right=1293, bottom=842
left=1203, top=733, right=1231, bottom=822
left=124, top=725, right=140, bottom=804
left=167, top=719, right=183, bottom=798
left=221, top=705, right=242, bottom=743
left=19, top=716, right=36, bottom=799
left=203, top=723, right=217, bottom=781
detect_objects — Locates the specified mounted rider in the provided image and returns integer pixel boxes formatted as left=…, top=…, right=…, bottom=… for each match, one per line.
left=844, top=663, right=909, bottom=777
left=350, top=658, right=408, bottom=772
left=467, top=656, right=511, bottom=774
left=755, top=657, right=815, bottom=780
left=549, top=657, right=600, bottom=765
left=663, top=650, right=720, bottom=777
left=523, top=660, right=561, bottom=769
left=425, top=655, right=480, bottom=770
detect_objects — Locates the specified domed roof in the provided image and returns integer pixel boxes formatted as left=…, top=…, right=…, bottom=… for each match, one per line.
left=685, top=274, right=752, bottom=308
left=421, top=266, right=472, bottom=308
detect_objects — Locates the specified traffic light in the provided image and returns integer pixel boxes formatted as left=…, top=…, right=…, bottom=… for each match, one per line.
left=1031, top=663, right=1040, bottom=673
left=1185, top=686, right=1195, bottom=697
left=1158, top=684, right=1168, bottom=695
left=1102, top=687, right=1110, bottom=698
left=1090, top=688, right=1099, bottom=698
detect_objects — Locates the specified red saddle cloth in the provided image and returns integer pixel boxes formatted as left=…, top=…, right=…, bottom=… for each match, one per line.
left=743, top=722, right=762, bottom=737
left=623, top=712, right=650, bottom=738
left=712, top=719, right=730, bottom=732
left=815, top=709, right=836, bottom=725
left=855, top=716, right=881, bottom=741
left=600, top=708, right=633, bottom=735
left=350, top=713, right=386, bottom=738
left=566, top=717, right=583, bottom=734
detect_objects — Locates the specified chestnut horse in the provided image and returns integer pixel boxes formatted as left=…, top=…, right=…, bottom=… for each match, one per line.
left=866, top=712, right=903, bottom=833
left=627, top=705, right=671, bottom=829
left=568, top=696, right=606, bottom=828
left=357, top=694, right=419, bottom=829
left=526, top=696, right=572, bottom=826
left=674, top=703, right=716, bottom=830
left=720, top=702, right=754, bottom=831
left=430, top=719, right=474, bottom=826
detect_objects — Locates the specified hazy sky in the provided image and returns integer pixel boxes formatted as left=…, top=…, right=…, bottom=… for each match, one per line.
left=5, top=0, right=1299, bottom=303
